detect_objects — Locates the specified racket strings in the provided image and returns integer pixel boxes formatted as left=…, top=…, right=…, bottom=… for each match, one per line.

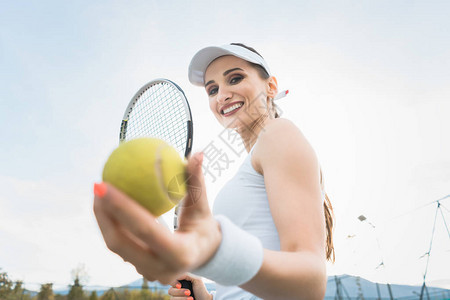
left=125, top=82, right=188, bottom=156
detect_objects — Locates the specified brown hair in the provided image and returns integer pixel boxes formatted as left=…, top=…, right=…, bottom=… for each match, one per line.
left=320, top=168, right=335, bottom=262
left=231, top=43, right=335, bottom=262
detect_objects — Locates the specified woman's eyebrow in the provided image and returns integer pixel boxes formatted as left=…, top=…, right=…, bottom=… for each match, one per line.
left=205, top=80, right=215, bottom=88
left=223, top=67, right=243, bottom=76
left=205, top=68, right=244, bottom=88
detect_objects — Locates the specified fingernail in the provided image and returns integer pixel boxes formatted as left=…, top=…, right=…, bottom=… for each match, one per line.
left=187, top=297, right=194, bottom=300
left=176, top=283, right=181, bottom=289
left=184, top=290, right=191, bottom=296
left=94, top=182, right=107, bottom=198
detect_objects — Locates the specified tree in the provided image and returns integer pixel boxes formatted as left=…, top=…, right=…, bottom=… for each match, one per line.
left=120, top=288, right=130, bottom=300
left=12, top=280, right=29, bottom=300
left=13, top=280, right=24, bottom=294
left=68, top=264, right=89, bottom=300
left=141, top=279, right=149, bottom=290
left=140, top=278, right=151, bottom=300
left=67, top=277, right=86, bottom=300
left=0, top=270, right=13, bottom=299
left=37, top=283, right=54, bottom=300
left=71, top=265, right=89, bottom=287
left=54, top=295, right=67, bottom=300
left=88, top=291, right=98, bottom=300
left=100, top=288, right=117, bottom=300
left=0, top=270, right=33, bottom=300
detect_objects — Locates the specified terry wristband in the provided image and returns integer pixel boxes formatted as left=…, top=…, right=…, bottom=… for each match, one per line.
left=192, top=215, right=264, bottom=286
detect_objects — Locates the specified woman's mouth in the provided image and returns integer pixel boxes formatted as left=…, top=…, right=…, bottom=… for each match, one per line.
left=221, top=102, right=244, bottom=116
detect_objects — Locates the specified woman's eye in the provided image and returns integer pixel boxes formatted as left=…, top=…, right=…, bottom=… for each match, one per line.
left=230, top=76, right=243, bottom=84
left=208, top=87, right=218, bottom=96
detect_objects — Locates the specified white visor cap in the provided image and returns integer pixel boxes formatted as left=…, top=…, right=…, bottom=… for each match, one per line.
left=188, top=44, right=271, bottom=86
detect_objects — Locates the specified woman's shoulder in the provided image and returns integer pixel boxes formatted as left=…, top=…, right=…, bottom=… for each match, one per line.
left=259, top=118, right=309, bottom=151
left=261, top=118, right=300, bottom=136
left=252, top=118, right=315, bottom=175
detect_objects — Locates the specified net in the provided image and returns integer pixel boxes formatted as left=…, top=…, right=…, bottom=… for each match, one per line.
left=123, top=81, right=189, bottom=158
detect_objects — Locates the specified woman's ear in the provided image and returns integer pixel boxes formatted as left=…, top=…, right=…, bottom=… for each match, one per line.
left=267, top=76, right=278, bottom=99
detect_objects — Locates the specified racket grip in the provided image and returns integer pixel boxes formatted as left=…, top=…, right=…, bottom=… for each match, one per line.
left=179, top=279, right=195, bottom=298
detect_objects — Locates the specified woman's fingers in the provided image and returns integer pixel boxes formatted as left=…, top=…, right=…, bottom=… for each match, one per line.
left=93, top=194, right=144, bottom=256
left=94, top=194, right=176, bottom=281
left=98, top=183, right=178, bottom=255
left=177, top=152, right=211, bottom=228
left=181, top=152, right=206, bottom=209
left=169, top=274, right=213, bottom=300
left=168, top=278, right=195, bottom=299
left=170, top=273, right=201, bottom=285
left=93, top=184, right=192, bottom=281
left=168, top=286, right=193, bottom=298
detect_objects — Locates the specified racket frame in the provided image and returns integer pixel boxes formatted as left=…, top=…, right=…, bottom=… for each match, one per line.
left=119, top=78, right=193, bottom=158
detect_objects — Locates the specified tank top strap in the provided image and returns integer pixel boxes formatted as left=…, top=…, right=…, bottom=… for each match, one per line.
left=249, top=141, right=257, bottom=155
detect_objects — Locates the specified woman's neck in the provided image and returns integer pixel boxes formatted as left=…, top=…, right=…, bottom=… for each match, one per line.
left=237, top=112, right=275, bottom=153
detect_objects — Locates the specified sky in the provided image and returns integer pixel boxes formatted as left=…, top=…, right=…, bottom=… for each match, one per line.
left=1, top=0, right=449, bottom=292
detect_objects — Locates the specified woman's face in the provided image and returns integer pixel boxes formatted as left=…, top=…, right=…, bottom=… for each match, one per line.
left=204, top=55, right=274, bottom=131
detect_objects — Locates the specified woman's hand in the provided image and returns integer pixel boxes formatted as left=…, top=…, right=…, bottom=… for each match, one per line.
left=93, top=152, right=221, bottom=284
left=168, top=274, right=213, bottom=300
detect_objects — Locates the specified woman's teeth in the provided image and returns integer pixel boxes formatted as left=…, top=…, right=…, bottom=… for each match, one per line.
left=222, top=103, right=243, bottom=114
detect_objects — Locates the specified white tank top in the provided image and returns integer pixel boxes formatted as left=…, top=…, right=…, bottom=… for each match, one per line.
left=212, top=143, right=281, bottom=300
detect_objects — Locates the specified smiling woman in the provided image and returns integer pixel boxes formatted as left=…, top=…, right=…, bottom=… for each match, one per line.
left=93, top=43, right=335, bottom=300
left=181, top=43, right=335, bottom=299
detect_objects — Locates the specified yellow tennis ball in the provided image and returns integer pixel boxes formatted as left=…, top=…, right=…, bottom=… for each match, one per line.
left=102, top=137, right=187, bottom=216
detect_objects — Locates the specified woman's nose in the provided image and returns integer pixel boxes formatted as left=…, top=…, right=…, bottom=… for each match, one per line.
left=216, top=86, right=232, bottom=104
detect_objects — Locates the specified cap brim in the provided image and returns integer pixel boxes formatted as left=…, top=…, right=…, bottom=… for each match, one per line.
left=188, top=45, right=270, bottom=86
left=188, top=47, right=232, bottom=86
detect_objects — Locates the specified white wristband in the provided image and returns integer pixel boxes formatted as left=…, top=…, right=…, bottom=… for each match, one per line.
left=192, top=215, right=264, bottom=286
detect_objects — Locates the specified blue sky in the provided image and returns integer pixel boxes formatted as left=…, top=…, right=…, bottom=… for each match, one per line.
left=1, top=0, right=449, bottom=291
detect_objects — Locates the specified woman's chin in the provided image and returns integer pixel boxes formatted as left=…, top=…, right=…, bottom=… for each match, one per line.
left=224, top=119, right=244, bottom=131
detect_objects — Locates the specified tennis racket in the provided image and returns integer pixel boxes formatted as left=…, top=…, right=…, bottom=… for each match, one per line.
left=119, top=78, right=194, bottom=297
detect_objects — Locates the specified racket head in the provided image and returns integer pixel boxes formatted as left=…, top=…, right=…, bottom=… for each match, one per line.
left=119, top=78, right=193, bottom=159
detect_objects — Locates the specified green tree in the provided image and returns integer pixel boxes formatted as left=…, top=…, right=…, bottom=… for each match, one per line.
left=70, top=265, right=89, bottom=287
left=121, top=288, right=130, bottom=300
left=141, top=279, right=149, bottom=290
left=0, top=270, right=13, bottom=299
left=12, top=281, right=27, bottom=299
left=140, top=279, right=151, bottom=300
left=0, top=271, right=33, bottom=300
left=37, top=283, right=54, bottom=300
left=67, top=277, right=86, bottom=300
left=100, top=288, right=117, bottom=300
left=54, top=294, right=67, bottom=300
left=88, top=291, right=98, bottom=300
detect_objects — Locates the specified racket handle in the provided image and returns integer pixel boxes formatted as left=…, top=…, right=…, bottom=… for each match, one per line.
left=179, top=279, right=195, bottom=298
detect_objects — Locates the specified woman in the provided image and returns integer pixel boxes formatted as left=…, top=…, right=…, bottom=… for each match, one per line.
left=93, top=43, right=334, bottom=300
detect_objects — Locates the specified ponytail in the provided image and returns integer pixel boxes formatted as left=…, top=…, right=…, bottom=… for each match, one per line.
left=320, top=167, right=335, bottom=262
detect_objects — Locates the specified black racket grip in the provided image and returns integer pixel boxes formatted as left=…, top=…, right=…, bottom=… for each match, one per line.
left=179, top=279, right=195, bottom=298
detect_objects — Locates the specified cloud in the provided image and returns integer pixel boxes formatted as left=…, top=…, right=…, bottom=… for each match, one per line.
left=0, top=175, right=138, bottom=287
